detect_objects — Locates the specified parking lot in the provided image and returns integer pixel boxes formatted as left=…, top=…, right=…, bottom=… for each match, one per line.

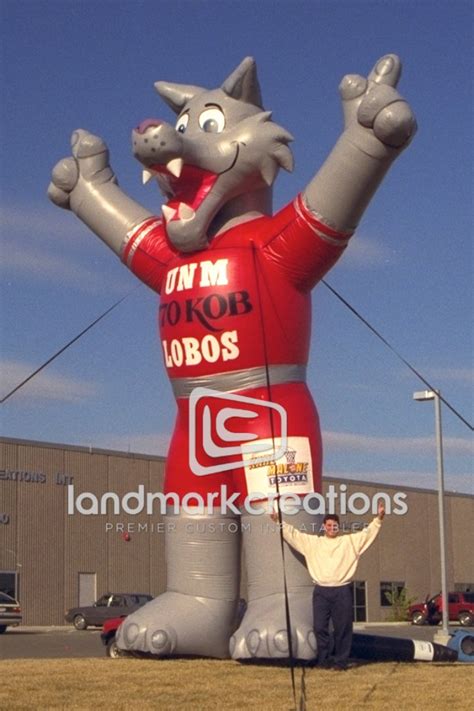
left=0, top=623, right=461, bottom=660
left=0, top=626, right=103, bottom=659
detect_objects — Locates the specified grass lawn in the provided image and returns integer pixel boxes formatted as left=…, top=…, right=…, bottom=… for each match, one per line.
left=0, top=658, right=471, bottom=709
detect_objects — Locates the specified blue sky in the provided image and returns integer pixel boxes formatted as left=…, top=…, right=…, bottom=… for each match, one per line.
left=1, top=0, right=472, bottom=494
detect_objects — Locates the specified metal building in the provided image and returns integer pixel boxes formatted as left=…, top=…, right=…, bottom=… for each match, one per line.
left=1, top=436, right=472, bottom=625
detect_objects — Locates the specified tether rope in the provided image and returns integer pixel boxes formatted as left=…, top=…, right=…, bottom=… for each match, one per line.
left=251, top=242, right=303, bottom=711
left=1, top=285, right=142, bottom=404
left=321, top=279, right=473, bottom=432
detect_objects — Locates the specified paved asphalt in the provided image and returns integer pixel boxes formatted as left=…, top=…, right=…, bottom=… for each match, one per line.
left=0, top=623, right=469, bottom=660
left=0, top=626, right=104, bottom=659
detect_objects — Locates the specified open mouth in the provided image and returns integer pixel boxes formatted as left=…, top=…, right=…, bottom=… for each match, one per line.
left=142, top=145, right=240, bottom=223
left=154, top=164, right=219, bottom=221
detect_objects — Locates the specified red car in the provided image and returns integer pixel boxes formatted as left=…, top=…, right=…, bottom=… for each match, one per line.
left=101, top=616, right=129, bottom=658
left=408, top=592, right=474, bottom=626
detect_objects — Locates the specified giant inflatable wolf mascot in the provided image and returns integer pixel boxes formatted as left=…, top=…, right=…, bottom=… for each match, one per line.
left=49, top=56, right=416, bottom=660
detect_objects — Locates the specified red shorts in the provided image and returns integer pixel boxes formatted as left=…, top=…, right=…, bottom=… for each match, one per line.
left=164, top=382, right=322, bottom=505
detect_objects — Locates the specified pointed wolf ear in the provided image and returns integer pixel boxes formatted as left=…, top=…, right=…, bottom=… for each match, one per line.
left=154, top=82, right=204, bottom=114
left=221, top=57, right=263, bottom=108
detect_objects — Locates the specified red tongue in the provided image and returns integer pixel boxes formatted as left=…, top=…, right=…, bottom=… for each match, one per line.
left=153, top=164, right=218, bottom=211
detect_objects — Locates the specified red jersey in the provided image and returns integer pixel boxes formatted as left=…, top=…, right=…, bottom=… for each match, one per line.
left=122, top=194, right=352, bottom=384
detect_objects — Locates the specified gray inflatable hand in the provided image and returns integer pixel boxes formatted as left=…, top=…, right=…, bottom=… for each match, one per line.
left=47, top=130, right=151, bottom=255
left=339, top=54, right=417, bottom=157
left=304, top=54, right=417, bottom=232
left=48, top=130, right=116, bottom=212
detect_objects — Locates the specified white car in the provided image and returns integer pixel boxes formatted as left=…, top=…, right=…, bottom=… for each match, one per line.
left=0, top=591, right=22, bottom=633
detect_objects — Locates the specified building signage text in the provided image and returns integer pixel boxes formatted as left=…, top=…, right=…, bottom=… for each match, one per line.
left=0, top=469, right=74, bottom=485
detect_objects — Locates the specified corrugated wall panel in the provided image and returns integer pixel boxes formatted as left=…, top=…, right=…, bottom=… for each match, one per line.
left=449, top=495, right=474, bottom=584
left=148, top=459, right=167, bottom=596
left=16, top=444, right=65, bottom=624
left=64, top=450, right=112, bottom=611
left=0, top=443, right=20, bottom=578
left=106, top=455, right=154, bottom=595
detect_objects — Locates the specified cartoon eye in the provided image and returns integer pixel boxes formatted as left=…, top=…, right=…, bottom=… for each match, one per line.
left=198, top=107, right=225, bottom=133
left=175, top=114, right=189, bottom=134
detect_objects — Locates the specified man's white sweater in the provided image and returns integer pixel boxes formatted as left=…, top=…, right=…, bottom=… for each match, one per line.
left=282, top=517, right=383, bottom=586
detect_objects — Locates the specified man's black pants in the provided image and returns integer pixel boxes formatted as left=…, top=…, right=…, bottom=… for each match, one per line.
left=313, top=584, right=353, bottom=665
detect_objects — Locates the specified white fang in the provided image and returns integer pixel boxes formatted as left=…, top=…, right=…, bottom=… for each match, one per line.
left=166, top=158, right=184, bottom=178
left=142, top=169, right=156, bottom=185
left=162, top=205, right=177, bottom=223
left=178, top=203, right=196, bottom=221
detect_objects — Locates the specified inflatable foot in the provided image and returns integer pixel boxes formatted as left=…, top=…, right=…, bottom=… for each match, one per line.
left=116, top=591, right=237, bottom=658
left=230, top=591, right=316, bottom=660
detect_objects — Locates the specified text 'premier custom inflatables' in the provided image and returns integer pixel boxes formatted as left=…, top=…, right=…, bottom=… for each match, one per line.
left=48, top=56, right=416, bottom=659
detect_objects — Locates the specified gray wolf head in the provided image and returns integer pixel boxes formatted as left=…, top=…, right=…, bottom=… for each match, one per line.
left=132, top=57, right=294, bottom=252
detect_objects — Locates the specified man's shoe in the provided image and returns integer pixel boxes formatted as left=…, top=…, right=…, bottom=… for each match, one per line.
left=332, top=662, right=348, bottom=671
left=318, top=660, right=333, bottom=669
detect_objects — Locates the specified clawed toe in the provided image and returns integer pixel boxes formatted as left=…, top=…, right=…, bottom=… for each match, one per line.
left=115, top=591, right=236, bottom=658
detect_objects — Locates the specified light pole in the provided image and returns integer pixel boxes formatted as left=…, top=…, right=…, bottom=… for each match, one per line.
left=413, top=389, right=450, bottom=642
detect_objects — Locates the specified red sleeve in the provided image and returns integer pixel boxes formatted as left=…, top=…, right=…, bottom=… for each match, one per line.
left=120, top=217, right=176, bottom=293
left=261, top=194, right=354, bottom=292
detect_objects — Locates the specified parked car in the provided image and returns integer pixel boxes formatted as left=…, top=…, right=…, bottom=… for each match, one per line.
left=65, top=592, right=153, bottom=630
left=0, top=591, right=22, bottom=633
left=101, top=616, right=128, bottom=657
left=408, top=592, right=474, bottom=626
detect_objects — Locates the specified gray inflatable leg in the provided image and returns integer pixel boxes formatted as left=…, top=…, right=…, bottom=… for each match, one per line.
left=116, top=509, right=240, bottom=657
left=231, top=508, right=321, bottom=660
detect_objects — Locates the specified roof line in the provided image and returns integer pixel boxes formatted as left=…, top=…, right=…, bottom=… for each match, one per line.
left=1, top=436, right=471, bottom=497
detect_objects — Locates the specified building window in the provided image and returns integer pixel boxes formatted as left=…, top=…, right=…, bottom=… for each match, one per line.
left=380, top=581, right=405, bottom=607
left=350, top=580, right=367, bottom=621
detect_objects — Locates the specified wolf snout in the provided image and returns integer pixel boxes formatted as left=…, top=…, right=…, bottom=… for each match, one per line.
left=135, top=118, right=163, bottom=134
left=132, top=119, right=183, bottom=166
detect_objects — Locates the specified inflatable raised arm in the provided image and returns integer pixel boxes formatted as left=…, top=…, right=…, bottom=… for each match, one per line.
left=305, top=54, right=415, bottom=231
left=48, top=56, right=415, bottom=660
